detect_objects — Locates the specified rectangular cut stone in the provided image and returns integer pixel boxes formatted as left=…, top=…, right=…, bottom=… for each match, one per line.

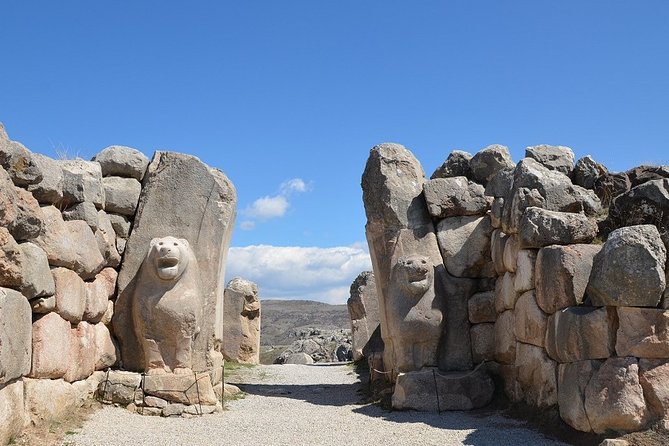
left=616, top=308, right=669, bottom=358
left=468, top=291, right=496, bottom=323
left=515, top=342, right=558, bottom=408
left=513, top=291, right=547, bottom=347
left=558, top=360, right=601, bottom=433
left=545, top=307, right=615, bottom=363
left=143, top=372, right=217, bottom=405
left=0, top=287, right=32, bottom=384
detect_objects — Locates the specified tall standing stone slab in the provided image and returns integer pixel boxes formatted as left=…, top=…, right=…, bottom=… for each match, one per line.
left=222, top=277, right=261, bottom=364
left=114, top=152, right=236, bottom=372
left=347, top=271, right=380, bottom=362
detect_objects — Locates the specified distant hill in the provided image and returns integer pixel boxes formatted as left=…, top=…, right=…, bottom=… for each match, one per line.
left=260, top=299, right=351, bottom=346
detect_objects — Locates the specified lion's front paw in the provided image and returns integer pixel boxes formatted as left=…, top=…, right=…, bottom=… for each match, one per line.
left=173, top=367, right=193, bottom=375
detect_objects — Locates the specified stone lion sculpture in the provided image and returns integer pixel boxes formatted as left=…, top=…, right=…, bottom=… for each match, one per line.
left=385, top=254, right=443, bottom=373
left=131, top=236, right=203, bottom=375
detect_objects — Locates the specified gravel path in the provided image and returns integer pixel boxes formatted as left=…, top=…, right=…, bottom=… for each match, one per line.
left=66, top=364, right=568, bottom=446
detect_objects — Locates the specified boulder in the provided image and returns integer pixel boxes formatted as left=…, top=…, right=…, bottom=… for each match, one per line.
left=468, top=291, right=496, bottom=323
left=518, top=207, right=598, bottom=249
left=514, top=249, right=537, bottom=293
left=490, top=197, right=504, bottom=228
left=469, top=144, right=514, bottom=185
left=109, top=213, right=131, bottom=238
left=30, top=312, right=72, bottom=379
left=23, top=378, right=81, bottom=426
left=0, top=227, right=24, bottom=288
left=60, top=159, right=105, bottom=208
left=52, top=267, right=87, bottom=323
left=525, top=144, right=575, bottom=176
left=494, top=272, right=518, bottom=313
left=93, top=145, right=150, bottom=181
left=515, top=342, right=558, bottom=407
left=347, top=271, right=380, bottom=361
left=283, top=352, right=315, bottom=364
left=558, top=360, right=601, bottom=432
left=491, top=229, right=508, bottom=275
left=498, top=364, right=524, bottom=403
left=436, top=215, right=494, bottom=278
left=638, top=359, right=669, bottom=420
left=616, top=308, right=669, bottom=358
left=587, top=225, right=666, bottom=307
left=34, top=206, right=105, bottom=279
left=484, top=168, right=514, bottom=198
left=545, top=307, right=615, bottom=363
left=102, top=176, right=141, bottom=216
left=502, top=234, right=519, bottom=273
left=0, top=380, right=25, bottom=445
left=27, top=153, right=64, bottom=204
left=513, top=291, right=547, bottom=347
left=535, top=244, right=601, bottom=314
left=114, top=152, right=236, bottom=372
left=0, top=127, right=42, bottom=186
left=62, top=201, right=99, bottom=231
left=94, top=322, right=117, bottom=370
left=573, top=155, right=607, bottom=190
left=64, top=321, right=97, bottom=382
left=584, top=357, right=650, bottom=434
left=626, top=165, right=669, bottom=188
left=11, top=188, right=44, bottom=240
left=494, top=310, right=516, bottom=364
left=392, top=367, right=494, bottom=411
left=143, top=372, right=218, bottom=405
left=424, top=177, right=490, bottom=218
left=96, top=370, right=141, bottom=404
left=470, top=323, right=495, bottom=363
left=95, top=210, right=121, bottom=268
left=84, top=268, right=117, bottom=323
left=0, top=287, right=32, bottom=384
left=18, top=242, right=55, bottom=299
left=430, top=150, right=472, bottom=180
left=594, top=172, right=631, bottom=207
left=222, top=277, right=261, bottom=364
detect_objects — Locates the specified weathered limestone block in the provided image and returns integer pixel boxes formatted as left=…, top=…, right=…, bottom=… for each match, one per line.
left=558, top=360, right=601, bottom=432
left=223, top=277, right=261, bottom=364
left=573, top=155, right=607, bottom=190
left=0, top=380, right=26, bottom=446
left=494, top=272, right=518, bottom=313
left=64, top=321, right=97, bottom=382
left=484, top=167, right=514, bottom=198
left=639, top=359, right=669, bottom=421
left=436, top=215, right=494, bottom=278
left=494, top=310, right=516, bottom=364
left=490, top=229, right=508, bottom=275
left=52, top=267, right=87, bottom=323
left=430, top=150, right=472, bottom=180
left=347, top=271, right=380, bottom=361
left=61, top=159, right=105, bottom=208
left=535, top=244, right=601, bottom=314
left=0, top=125, right=42, bottom=186
left=30, top=312, right=72, bottom=379
left=115, top=152, right=236, bottom=373
left=143, top=372, right=217, bottom=405
left=515, top=342, right=558, bottom=407
left=513, top=291, right=547, bottom=347
left=27, top=153, right=64, bottom=204
left=23, top=378, right=80, bottom=426
left=392, top=367, right=494, bottom=411
left=525, top=144, right=575, bottom=176
left=424, top=177, right=490, bottom=218
left=0, top=227, right=24, bottom=288
left=584, top=357, right=650, bottom=434
left=545, top=307, right=615, bottom=363
left=470, top=323, right=495, bottom=363
left=0, top=288, right=32, bottom=384
left=62, top=201, right=99, bottom=231
left=18, top=242, right=53, bottom=299
left=588, top=225, right=666, bottom=307
left=468, top=291, right=496, bottom=323
left=84, top=268, right=117, bottom=323
left=469, top=144, right=514, bottom=185
left=94, top=322, right=118, bottom=370
left=34, top=206, right=105, bottom=279
left=616, top=308, right=669, bottom=358
left=95, top=210, right=121, bottom=268
left=11, top=188, right=44, bottom=241
left=502, top=234, right=519, bottom=273
left=102, top=176, right=141, bottom=216
left=93, top=145, right=150, bottom=181
left=514, top=249, right=537, bottom=293
left=518, top=207, right=598, bottom=249
left=95, top=370, right=141, bottom=404
left=109, top=213, right=131, bottom=238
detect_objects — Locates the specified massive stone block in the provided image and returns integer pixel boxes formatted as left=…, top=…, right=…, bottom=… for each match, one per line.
left=347, top=271, right=380, bottom=361
left=518, top=207, right=598, bottom=249
left=95, top=209, right=121, bottom=268
left=573, top=155, right=607, bottom=190
left=102, top=176, right=141, bottom=216
left=0, top=287, right=32, bottom=384
left=93, top=145, right=150, bottom=181
left=616, top=308, right=669, bottom=358
left=84, top=268, right=117, bottom=323
left=60, top=159, right=105, bottom=208
left=525, top=144, right=575, bottom=176
left=423, top=177, right=490, bottom=218
left=545, top=307, right=615, bottom=363
left=470, top=323, right=494, bottom=363
left=114, top=152, right=236, bottom=372
left=27, top=153, right=64, bottom=205
left=52, top=267, right=87, bottom=324
left=0, top=125, right=42, bottom=187
left=469, top=144, right=514, bottom=185
left=18, top=242, right=54, bottom=299
left=587, top=225, right=666, bottom=307
left=513, top=290, right=547, bottom=348
left=430, top=150, right=472, bottom=180
left=494, top=310, right=516, bottom=364
left=436, top=215, right=494, bottom=278
left=515, top=342, right=558, bottom=408
left=0, top=227, right=24, bottom=288
left=64, top=321, right=97, bottom=382
left=639, top=359, right=669, bottom=421
left=468, top=291, right=496, bottom=323
left=223, top=277, right=261, bottom=364
left=30, top=312, right=72, bottom=379
left=558, top=360, right=602, bottom=433
left=0, top=380, right=26, bottom=445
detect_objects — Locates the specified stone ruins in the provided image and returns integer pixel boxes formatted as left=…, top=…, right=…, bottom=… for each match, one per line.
left=357, top=142, right=669, bottom=432
left=223, top=277, right=261, bottom=364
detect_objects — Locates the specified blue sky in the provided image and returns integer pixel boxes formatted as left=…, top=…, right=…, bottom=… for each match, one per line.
left=2, top=2, right=668, bottom=303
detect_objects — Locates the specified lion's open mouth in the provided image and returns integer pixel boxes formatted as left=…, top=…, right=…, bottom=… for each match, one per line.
left=158, top=257, right=179, bottom=269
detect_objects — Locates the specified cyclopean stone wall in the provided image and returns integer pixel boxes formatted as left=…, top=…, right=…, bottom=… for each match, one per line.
left=0, top=123, right=237, bottom=444
left=361, top=141, right=669, bottom=433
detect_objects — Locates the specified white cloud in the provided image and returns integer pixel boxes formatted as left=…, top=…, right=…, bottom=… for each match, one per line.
left=239, top=220, right=256, bottom=231
left=280, top=178, right=308, bottom=194
left=225, top=243, right=372, bottom=305
left=242, top=195, right=289, bottom=220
